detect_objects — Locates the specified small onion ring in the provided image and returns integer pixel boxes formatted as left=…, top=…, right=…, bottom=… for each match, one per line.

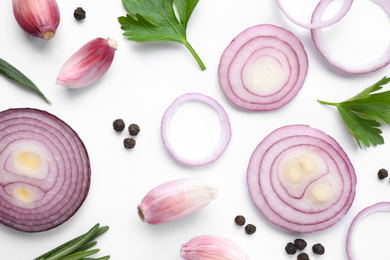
left=247, top=124, right=356, bottom=233
left=311, top=0, right=390, bottom=74
left=346, top=201, right=390, bottom=259
left=161, top=93, right=231, bottom=166
left=275, top=0, right=353, bottom=29
left=0, top=108, right=90, bottom=232
left=218, top=24, right=308, bottom=111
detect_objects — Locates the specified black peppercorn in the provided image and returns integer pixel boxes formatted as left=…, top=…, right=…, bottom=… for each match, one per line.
left=312, top=243, right=325, bottom=255
left=113, top=119, right=125, bottom=132
left=244, top=224, right=256, bottom=234
left=294, top=238, right=307, bottom=250
left=124, top=138, right=136, bottom=149
left=378, top=168, right=388, bottom=180
left=297, top=252, right=310, bottom=260
left=128, top=123, right=140, bottom=136
left=74, top=7, right=86, bottom=20
left=285, top=242, right=297, bottom=255
left=234, top=215, right=246, bottom=226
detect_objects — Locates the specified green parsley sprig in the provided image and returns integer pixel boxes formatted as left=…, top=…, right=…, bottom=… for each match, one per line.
left=118, top=0, right=206, bottom=70
left=318, top=76, right=390, bottom=148
left=34, top=223, right=109, bottom=260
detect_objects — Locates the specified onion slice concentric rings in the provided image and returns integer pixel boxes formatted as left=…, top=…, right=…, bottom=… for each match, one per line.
left=346, top=201, right=390, bottom=259
left=218, top=24, right=309, bottom=111
left=161, top=93, right=231, bottom=166
left=247, top=124, right=356, bottom=233
left=275, top=0, right=353, bottom=29
left=311, top=0, right=390, bottom=74
left=0, top=108, right=90, bottom=232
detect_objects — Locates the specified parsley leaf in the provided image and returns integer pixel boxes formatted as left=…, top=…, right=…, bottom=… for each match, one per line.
left=318, top=76, right=390, bottom=148
left=118, top=0, right=206, bottom=70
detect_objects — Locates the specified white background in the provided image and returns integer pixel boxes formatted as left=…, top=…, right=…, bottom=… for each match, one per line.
left=1, top=0, right=390, bottom=259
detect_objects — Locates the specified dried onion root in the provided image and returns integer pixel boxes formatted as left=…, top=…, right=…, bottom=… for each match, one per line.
left=0, top=108, right=90, bottom=232
left=218, top=24, right=308, bottom=111
left=247, top=124, right=356, bottom=233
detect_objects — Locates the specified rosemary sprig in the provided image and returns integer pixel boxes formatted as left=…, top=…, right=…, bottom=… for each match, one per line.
left=0, top=57, right=50, bottom=104
left=34, top=223, right=110, bottom=260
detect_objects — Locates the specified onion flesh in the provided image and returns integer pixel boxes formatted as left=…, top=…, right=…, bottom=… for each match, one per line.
left=218, top=24, right=308, bottom=111
left=0, top=108, right=90, bottom=232
left=247, top=124, right=356, bottom=233
left=275, top=0, right=353, bottom=29
left=311, top=0, right=390, bottom=74
left=161, top=93, right=231, bottom=166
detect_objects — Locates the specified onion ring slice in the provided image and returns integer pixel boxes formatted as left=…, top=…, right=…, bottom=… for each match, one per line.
left=346, top=201, right=390, bottom=259
left=218, top=24, right=308, bottom=111
left=161, top=93, right=231, bottom=166
left=247, top=124, right=356, bottom=233
left=275, top=0, right=353, bottom=29
left=311, top=0, right=390, bottom=74
left=0, top=108, right=90, bottom=232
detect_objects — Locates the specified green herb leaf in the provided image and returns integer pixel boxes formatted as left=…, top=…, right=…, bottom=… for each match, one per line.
left=0, top=58, right=50, bottom=104
left=118, top=0, right=205, bottom=70
left=318, top=76, right=390, bottom=148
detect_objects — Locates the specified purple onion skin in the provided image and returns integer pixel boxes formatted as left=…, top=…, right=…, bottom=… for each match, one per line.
left=0, top=108, right=91, bottom=232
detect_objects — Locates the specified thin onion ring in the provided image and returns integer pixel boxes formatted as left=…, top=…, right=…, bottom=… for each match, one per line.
left=161, top=93, right=231, bottom=166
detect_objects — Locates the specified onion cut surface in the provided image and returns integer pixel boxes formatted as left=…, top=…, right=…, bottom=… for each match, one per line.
left=161, top=93, right=231, bottom=166
left=247, top=124, right=356, bottom=233
left=0, top=108, right=90, bottom=232
left=311, top=0, right=390, bottom=74
left=346, top=202, right=390, bottom=259
left=275, top=0, right=353, bottom=29
left=218, top=24, right=308, bottom=111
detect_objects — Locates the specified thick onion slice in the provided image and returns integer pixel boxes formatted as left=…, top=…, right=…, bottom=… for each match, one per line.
left=161, top=93, right=231, bottom=166
left=346, top=202, right=390, bottom=259
left=218, top=24, right=308, bottom=111
left=247, top=124, right=356, bottom=233
left=0, top=108, right=90, bottom=232
left=311, top=0, right=390, bottom=74
left=275, top=0, right=353, bottom=29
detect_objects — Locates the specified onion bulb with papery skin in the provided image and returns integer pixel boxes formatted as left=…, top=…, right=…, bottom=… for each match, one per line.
left=0, top=108, right=90, bottom=232
left=218, top=24, right=308, bottom=111
left=247, top=124, right=356, bottom=233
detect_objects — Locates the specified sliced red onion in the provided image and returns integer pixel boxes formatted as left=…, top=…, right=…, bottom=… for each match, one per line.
left=275, top=0, right=353, bottom=29
left=311, top=0, right=390, bottom=74
left=247, top=124, right=356, bottom=233
left=161, top=93, right=231, bottom=166
left=0, top=108, right=90, bottom=232
left=346, top=202, right=390, bottom=259
left=218, top=24, right=308, bottom=111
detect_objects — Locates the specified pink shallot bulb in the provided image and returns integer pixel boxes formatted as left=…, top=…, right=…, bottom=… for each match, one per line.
left=138, top=178, right=218, bottom=224
left=12, top=0, right=60, bottom=40
left=180, top=235, right=250, bottom=260
left=56, top=37, right=117, bottom=89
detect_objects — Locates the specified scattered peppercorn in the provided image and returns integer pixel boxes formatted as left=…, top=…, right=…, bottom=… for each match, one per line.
left=128, top=123, right=140, bottom=136
left=234, top=215, right=246, bottom=226
left=124, top=138, right=136, bottom=149
left=285, top=242, right=297, bottom=255
left=312, top=243, right=325, bottom=255
left=378, top=168, right=388, bottom=180
left=113, top=119, right=125, bottom=132
left=294, top=238, right=307, bottom=250
left=74, top=7, right=86, bottom=20
left=297, top=252, right=310, bottom=260
left=244, top=224, right=256, bottom=234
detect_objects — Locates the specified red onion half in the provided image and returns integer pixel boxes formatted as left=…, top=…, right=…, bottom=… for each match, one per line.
left=275, top=0, right=353, bottom=29
left=161, top=93, right=231, bottom=166
left=0, top=108, right=90, bottom=232
left=311, top=0, right=390, bottom=74
left=247, top=125, right=356, bottom=233
left=218, top=24, right=308, bottom=111
left=346, top=202, right=390, bottom=259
